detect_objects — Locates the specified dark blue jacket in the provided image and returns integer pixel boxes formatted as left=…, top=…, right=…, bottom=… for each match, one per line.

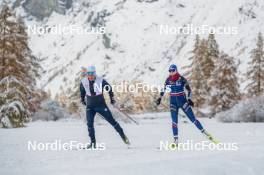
left=160, top=75, right=192, bottom=107
left=80, top=79, right=114, bottom=107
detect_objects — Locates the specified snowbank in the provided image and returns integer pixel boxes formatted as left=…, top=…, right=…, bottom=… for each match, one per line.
left=0, top=100, right=28, bottom=128
left=216, top=95, right=264, bottom=122
left=32, top=100, right=72, bottom=121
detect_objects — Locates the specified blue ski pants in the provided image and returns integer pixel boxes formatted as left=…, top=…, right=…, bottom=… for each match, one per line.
left=86, top=106, right=125, bottom=143
left=170, top=97, right=204, bottom=139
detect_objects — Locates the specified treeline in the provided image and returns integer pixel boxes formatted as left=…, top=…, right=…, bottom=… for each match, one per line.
left=184, top=33, right=264, bottom=116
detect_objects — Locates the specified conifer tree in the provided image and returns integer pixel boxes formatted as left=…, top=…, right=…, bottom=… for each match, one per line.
left=208, top=52, right=240, bottom=113
left=183, top=34, right=221, bottom=113
left=0, top=5, right=40, bottom=127
left=207, top=33, right=219, bottom=67
left=200, top=35, right=214, bottom=81
left=245, top=32, right=264, bottom=96
left=183, top=35, right=207, bottom=110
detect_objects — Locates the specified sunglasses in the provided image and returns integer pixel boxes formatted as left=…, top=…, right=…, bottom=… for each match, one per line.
left=87, top=72, right=95, bottom=76
left=169, top=70, right=176, bottom=73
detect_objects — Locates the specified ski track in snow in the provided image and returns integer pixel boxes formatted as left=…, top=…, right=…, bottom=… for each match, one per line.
left=0, top=115, right=263, bottom=175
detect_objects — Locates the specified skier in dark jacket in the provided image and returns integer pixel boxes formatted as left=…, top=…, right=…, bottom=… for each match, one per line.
left=80, top=65, right=130, bottom=148
left=156, top=64, right=217, bottom=146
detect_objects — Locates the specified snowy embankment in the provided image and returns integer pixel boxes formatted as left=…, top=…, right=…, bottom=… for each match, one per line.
left=0, top=113, right=263, bottom=175
left=216, top=95, right=264, bottom=122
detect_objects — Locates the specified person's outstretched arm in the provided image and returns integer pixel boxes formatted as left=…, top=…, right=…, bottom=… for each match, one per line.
left=181, top=76, right=192, bottom=98
left=156, top=78, right=169, bottom=105
left=181, top=76, right=194, bottom=106
left=161, top=79, right=169, bottom=96
left=80, top=82, right=86, bottom=105
left=102, top=79, right=115, bottom=104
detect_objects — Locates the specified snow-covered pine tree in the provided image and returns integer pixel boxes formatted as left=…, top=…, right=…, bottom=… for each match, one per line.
left=208, top=52, right=240, bottom=114
left=198, top=41, right=209, bottom=80
left=0, top=5, right=40, bottom=128
left=207, top=33, right=219, bottom=66
left=182, top=35, right=200, bottom=78
left=245, top=32, right=264, bottom=96
left=198, top=34, right=219, bottom=104
left=207, top=33, right=219, bottom=83
left=183, top=35, right=206, bottom=110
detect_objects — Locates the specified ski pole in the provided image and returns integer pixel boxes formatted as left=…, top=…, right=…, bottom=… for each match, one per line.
left=112, top=105, right=139, bottom=125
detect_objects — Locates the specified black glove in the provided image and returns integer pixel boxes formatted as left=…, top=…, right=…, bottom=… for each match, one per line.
left=110, top=98, right=116, bottom=105
left=188, top=99, right=194, bottom=107
left=81, top=100, right=86, bottom=106
left=156, top=98, right=161, bottom=106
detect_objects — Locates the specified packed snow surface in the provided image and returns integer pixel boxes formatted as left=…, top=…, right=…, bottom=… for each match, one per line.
left=0, top=113, right=263, bottom=175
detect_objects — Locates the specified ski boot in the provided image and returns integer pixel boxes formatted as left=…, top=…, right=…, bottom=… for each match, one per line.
left=85, top=142, right=96, bottom=149
left=171, top=137, right=178, bottom=149
left=202, top=130, right=219, bottom=144
left=121, top=134, right=130, bottom=145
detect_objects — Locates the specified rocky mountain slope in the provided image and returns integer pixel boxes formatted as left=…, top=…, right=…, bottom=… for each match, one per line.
left=10, top=0, right=264, bottom=96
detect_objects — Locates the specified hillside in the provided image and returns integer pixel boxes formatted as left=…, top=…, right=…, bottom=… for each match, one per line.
left=11, top=0, right=264, bottom=96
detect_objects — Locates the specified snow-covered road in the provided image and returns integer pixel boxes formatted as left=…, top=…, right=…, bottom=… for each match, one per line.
left=0, top=113, right=263, bottom=175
